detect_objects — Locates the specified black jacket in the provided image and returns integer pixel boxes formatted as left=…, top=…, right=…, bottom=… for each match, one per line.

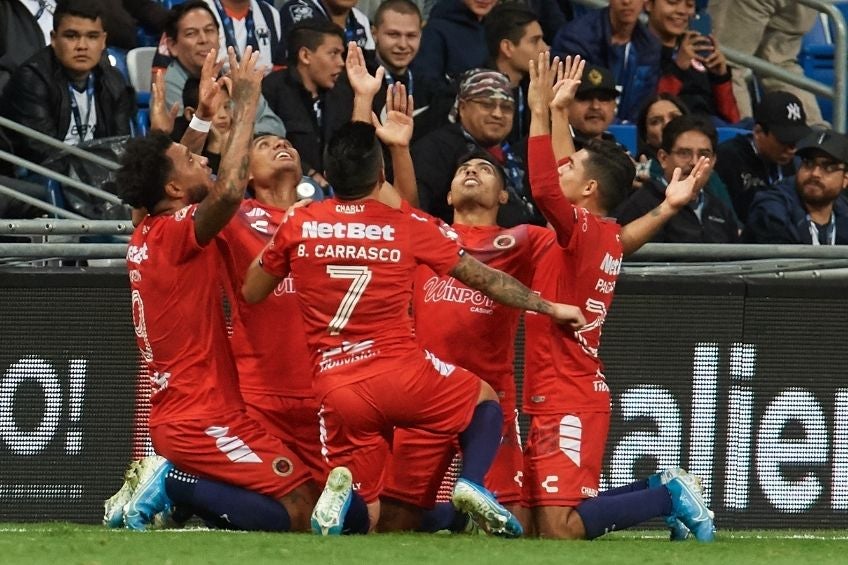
left=1, top=47, right=135, bottom=166
left=410, top=122, right=544, bottom=228
left=261, top=66, right=353, bottom=176
left=614, top=176, right=740, bottom=243
left=411, top=0, right=488, bottom=82
left=743, top=177, right=848, bottom=244
left=714, top=134, right=796, bottom=223
left=0, top=0, right=45, bottom=97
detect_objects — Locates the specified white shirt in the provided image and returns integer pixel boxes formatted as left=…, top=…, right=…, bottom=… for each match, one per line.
left=20, top=0, right=56, bottom=45
left=63, top=87, right=97, bottom=145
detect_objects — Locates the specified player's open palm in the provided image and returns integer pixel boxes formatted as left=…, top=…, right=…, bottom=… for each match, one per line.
left=550, top=303, right=587, bottom=330
left=528, top=51, right=561, bottom=115
left=346, top=42, right=384, bottom=98
left=664, top=156, right=711, bottom=210
left=373, top=83, right=413, bottom=147
left=228, top=46, right=264, bottom=105
left=551, top=55, right=585, bottom=112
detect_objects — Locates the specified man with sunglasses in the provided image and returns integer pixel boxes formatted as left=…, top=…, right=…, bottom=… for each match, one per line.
left=744, top=130, right=848, bottom=245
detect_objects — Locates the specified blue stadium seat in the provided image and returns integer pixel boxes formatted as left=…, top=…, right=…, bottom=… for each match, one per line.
left=107, top=47, right=130, bottom=84
left=161, top=0, right=187, bottom=8
left=133, top=108, right=150, bottom=138
left=716, top=126, right=751, bottom=144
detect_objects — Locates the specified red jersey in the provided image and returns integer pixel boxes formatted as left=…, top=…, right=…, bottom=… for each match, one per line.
left=523, top=136, right=622, bottom=414
left=219, top=199, right=313, bottom=398
left=414, top=223, right=554, bottom=396
left=260, top=198, right=464, bottom=399
left=127, top=205, right=244, bottom=426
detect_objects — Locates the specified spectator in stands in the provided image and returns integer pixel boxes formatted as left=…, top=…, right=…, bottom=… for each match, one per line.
left=1, top=0, right=135, bottom=167
left=202, top=0, right=284, bottom=71
left=715, top=91, right=811, bottom=223
left=615, top=114, right=740, bottom=243
left=569, top=64, right=620, bottom=149
left=552, top=0, right=661, bottom=123
left=646, top=0, right=740, bottom=124
left=709, top=0, right=827, bottom=128
left=279, top=0, right=374, bottom=57
left=369, top=0, right=451, bottom=142
left=170, top=76, right=233, bottom=173
left=484, top=3, right=546, bottom=144
left=525, top=0, right=570, bottom=46
left=411, top=0, right=494, bottom=83
left=262, top=20, right=351, bottom=192
left=0, top=0, right=55, bottom=96
left=744, top=130, right=848, bottom=244
left=412, top=68, right=544, bottom=227
left=636, top=92, right=688, bottom=159
left=98, top=0, right=170, bottom=50
left=163, top=1, right=284, bottom=136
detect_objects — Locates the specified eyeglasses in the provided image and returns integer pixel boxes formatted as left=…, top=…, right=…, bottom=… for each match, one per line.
left=670, top=148, right=714, bottom=160
left=799, top=158, right=846, bottom=175
left=467, top=99, right=516, bottom=114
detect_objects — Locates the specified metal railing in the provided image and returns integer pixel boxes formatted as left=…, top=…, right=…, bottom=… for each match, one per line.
left=572, top=0, right=846, bottom=132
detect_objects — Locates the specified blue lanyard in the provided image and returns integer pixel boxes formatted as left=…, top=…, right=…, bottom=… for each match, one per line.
left=212, top=0, right=259, bottom=59
left=807, top=213, right=836, bottom=245
left=67, top=75, right=95, bottom=142
left=315, top=0, right=365, bottom=47
left=384, top=69, right=413, bottom=97
left=34, top=1, right=51, bottom=20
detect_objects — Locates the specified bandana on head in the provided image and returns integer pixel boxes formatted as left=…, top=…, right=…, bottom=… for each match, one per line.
left=449, top=68, right=515, bottom=122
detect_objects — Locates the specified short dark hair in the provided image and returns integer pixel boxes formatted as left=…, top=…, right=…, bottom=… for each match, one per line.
left=583, top=139, right=635, bottom=213
left=483, top=4, right=539, bottom=59
left=661, top=114, right=718, bottom=153
left=164, top=0, right=218, bottom=40
left=373, top=0, right=422, bottom=28
left=53, top=0, right=102, bottom=31
left=324, top=122, right=383, bottom=199
left=636, top=93, right=689, bottom=145
left=287, top=20, right=345, bottom=66
left=455, top=151, right=507, bottom=191
left=116, top=132, right=173, bottom=212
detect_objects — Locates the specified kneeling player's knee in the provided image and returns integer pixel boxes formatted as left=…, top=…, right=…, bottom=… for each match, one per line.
left=477, top=381, right=499, bottom=404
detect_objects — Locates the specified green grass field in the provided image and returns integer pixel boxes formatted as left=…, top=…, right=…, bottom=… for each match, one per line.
left=1, top=526, right=846, bottom=565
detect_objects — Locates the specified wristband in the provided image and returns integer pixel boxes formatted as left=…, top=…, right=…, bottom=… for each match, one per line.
left=189, top=115, right=212, bottom=133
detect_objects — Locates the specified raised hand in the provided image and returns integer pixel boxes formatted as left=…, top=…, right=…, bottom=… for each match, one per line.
left=702, top=36, right=728, bottom=76
left=664, top=156, right=712, bottom=210
left=551, top=55, right=585, bottom=112
left=195, top=48, right=225, bottom=119
left=373, top=83, right=414, bottom=148
left=149, top=68, right=179, bottom=134
left=527, top=51, right=561, bottom=115
left=346, top=41, right=384, bottom=98
left=227, top=46, right=264, bottom=108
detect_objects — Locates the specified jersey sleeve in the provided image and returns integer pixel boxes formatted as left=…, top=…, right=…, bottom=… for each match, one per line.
left=407, top=212, right=464, bottom=275
left=528, top=135, right=578, bottom=248
left=259, top=210, right=295, bottom=278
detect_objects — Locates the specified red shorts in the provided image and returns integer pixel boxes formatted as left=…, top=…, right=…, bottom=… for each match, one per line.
left=522, top=411, right=610, bottom=507
left=320, top=355, right=481, bottom=503
left=383, top=395, right=523, bottom=508
left=242, top=392, right=330, bottom=484
left=150, top=410, right=313, bottom=500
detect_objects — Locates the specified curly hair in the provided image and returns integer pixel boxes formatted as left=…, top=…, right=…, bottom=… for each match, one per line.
left=116, top=132, right=173, bottom=212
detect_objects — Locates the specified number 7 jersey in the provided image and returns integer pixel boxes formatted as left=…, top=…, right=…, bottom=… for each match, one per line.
left=260, top=198, right=465, bottom=399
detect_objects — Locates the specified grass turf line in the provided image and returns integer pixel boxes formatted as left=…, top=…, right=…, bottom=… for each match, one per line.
left=1, top=525, right=847, bottom=565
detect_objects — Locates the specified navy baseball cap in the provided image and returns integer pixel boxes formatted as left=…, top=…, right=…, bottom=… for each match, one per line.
left=795, top=130, right=848, bottom=165
left=753, top=91, right=811, bottom=145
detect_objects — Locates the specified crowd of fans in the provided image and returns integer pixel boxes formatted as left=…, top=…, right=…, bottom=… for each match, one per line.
left=1, top=0, right=847, bottom=245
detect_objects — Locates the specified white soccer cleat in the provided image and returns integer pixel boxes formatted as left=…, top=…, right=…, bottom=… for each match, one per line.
left=103, top=459, right=144, bottom=528
left=311, top=466, right=354, bottom=536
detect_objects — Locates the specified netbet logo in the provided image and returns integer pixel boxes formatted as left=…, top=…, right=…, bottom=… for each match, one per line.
left=301, top=221, right=395, bottom=241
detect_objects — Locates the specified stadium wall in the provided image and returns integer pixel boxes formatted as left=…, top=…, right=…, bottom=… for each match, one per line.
left=0, top=269, right=845, bottom=528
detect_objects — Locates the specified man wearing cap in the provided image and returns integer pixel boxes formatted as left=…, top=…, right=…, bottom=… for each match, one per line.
left=715, top=91, right=811, bottom=222
left=411, top=67, right=545, bottom=227
left=569, top=64, right=620, bottom=150
left=744, top=130, right=848, bottom=245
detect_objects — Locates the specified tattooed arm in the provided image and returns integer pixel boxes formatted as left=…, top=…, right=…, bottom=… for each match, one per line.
left=194, top=47, right=263, bottom=246
left=450, top=254, right=586, bottom=329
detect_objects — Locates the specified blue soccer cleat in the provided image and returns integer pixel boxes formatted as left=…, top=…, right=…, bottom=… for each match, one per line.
left=666, top=474, right=715, bottom=542
left=123, top=456, right=173, bottom=531
left=311, top=466, right=353, bottom=536
left=647, top=467, right=691, bottom=541
left=451, top=478, right=523, bottom=538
